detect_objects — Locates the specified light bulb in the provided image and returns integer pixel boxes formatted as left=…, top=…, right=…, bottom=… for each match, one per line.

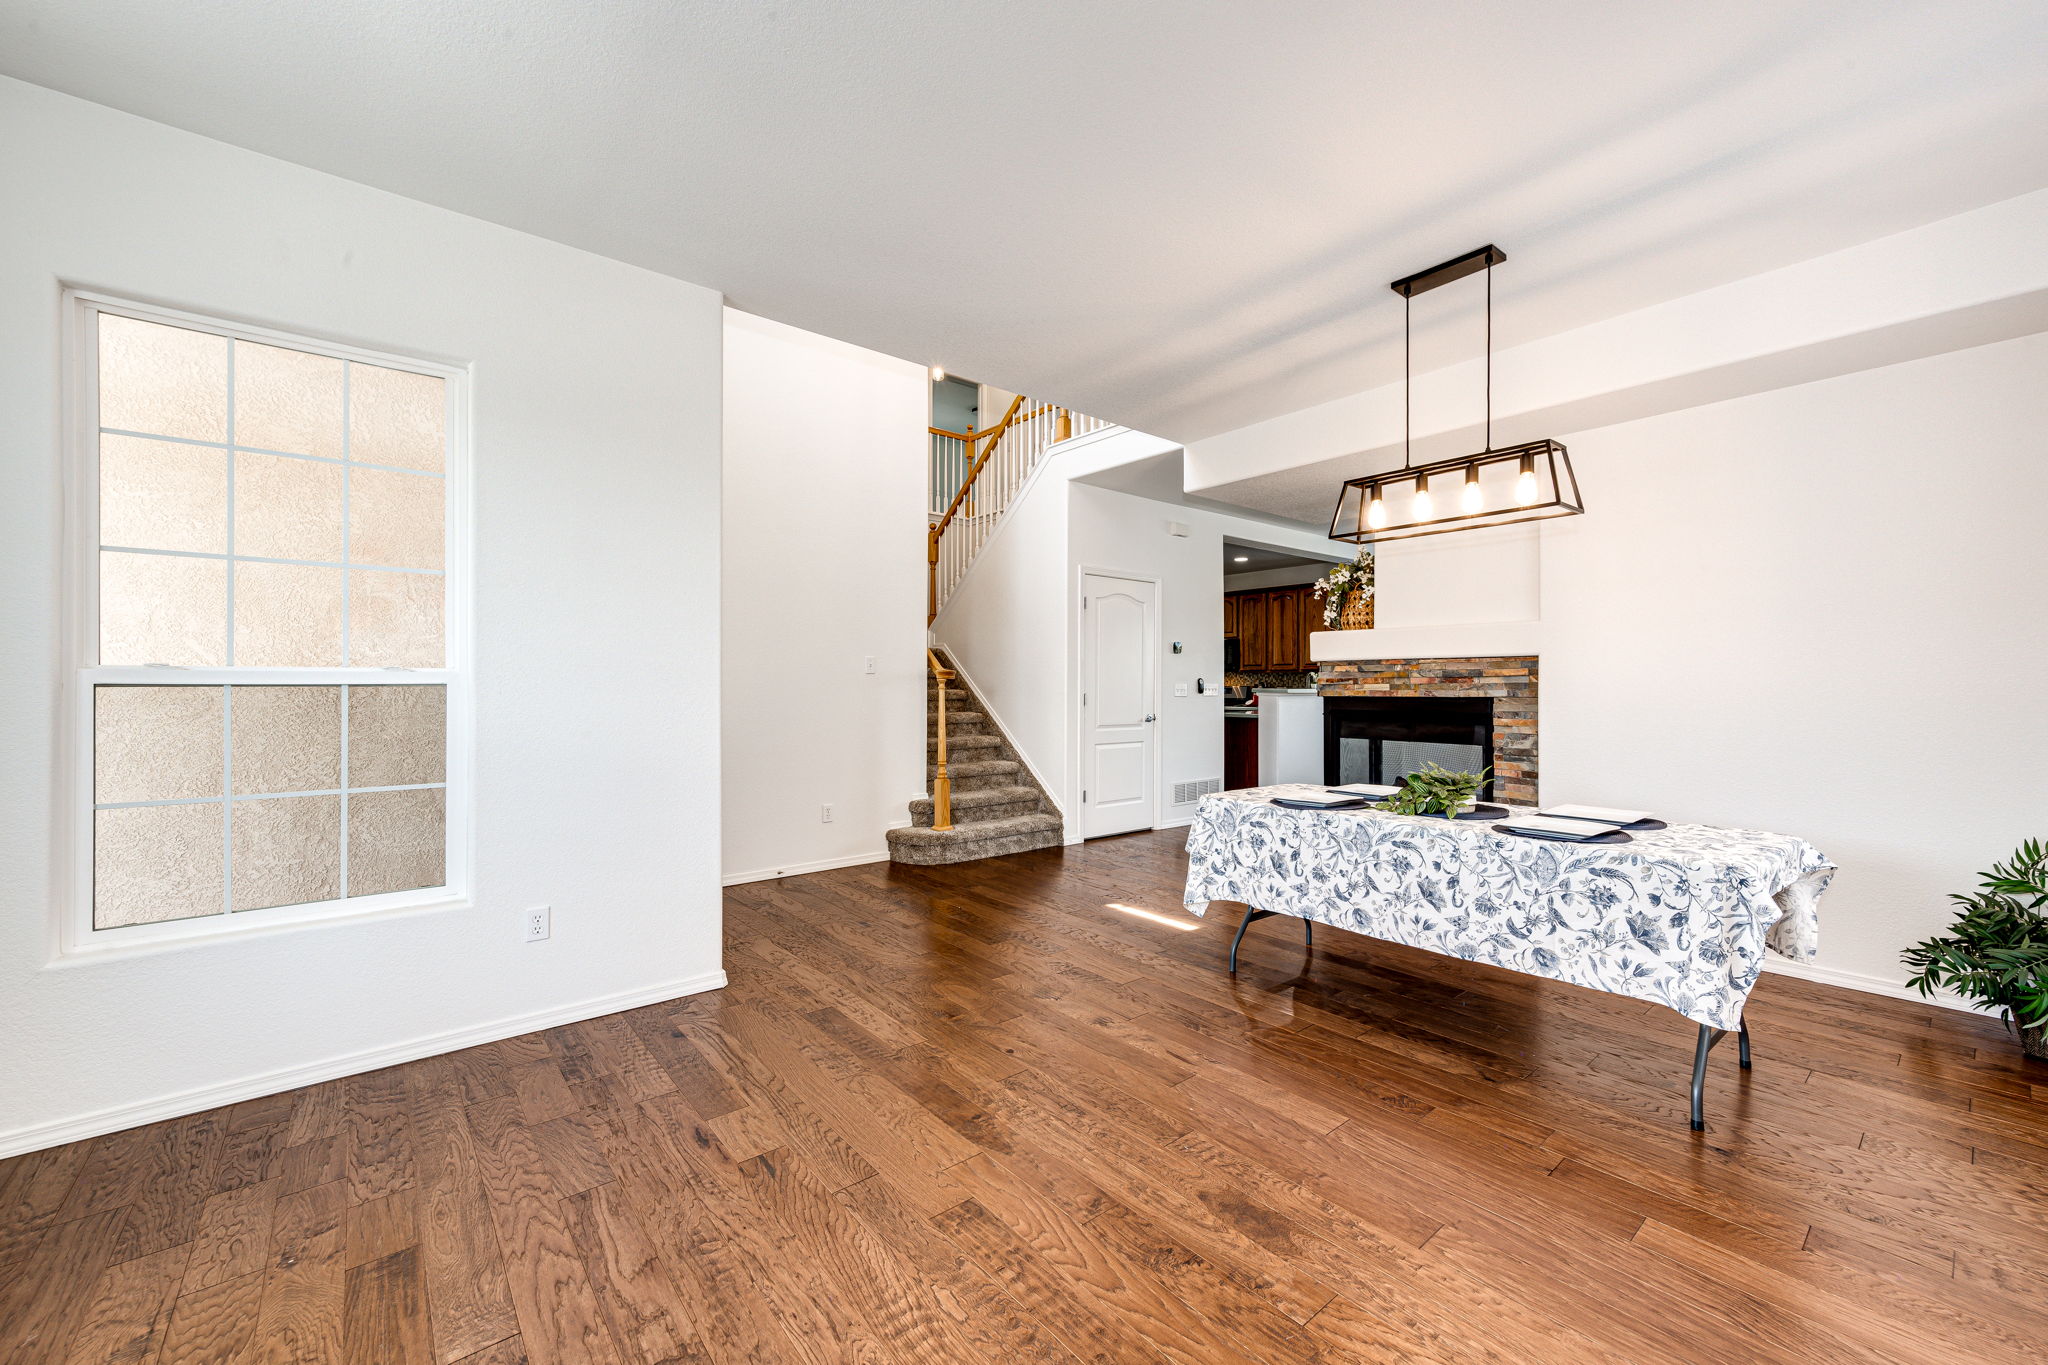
left=1365, top=486, right=1388, bottom=529
left=1412, top=474, right=1433, bottom=520
left=1514, top=454, right=1538, bottom=506
left=1462, top=466, right=1484, bottom=514
left=930, top=364, right=946, bottom=381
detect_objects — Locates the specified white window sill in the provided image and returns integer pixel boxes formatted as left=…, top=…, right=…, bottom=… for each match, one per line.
left=47, top=889, right=471, bottom=967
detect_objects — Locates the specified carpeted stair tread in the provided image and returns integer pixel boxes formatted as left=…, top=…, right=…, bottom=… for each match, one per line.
left=929, top=757, right=1022, bottom=793
left=930, top=733, right=1003, bottom=752
left=908, top=785, right=1042, bottom=826
left=885, top=812, right=1064, bottom=864
left=931, top=759, right=1018, bottom=778
left=898, top=650, right=1061, bottom=865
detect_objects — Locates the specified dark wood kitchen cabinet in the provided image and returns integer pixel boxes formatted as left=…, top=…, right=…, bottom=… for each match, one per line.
left=1268, top=589, right=1302, bottom=670
left=1225, top=585, right=1319, bottom=672
left=1228, top=589, right=1261, bottom=671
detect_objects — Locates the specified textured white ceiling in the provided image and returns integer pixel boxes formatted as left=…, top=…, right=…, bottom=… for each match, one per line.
left=6, top=1, right=2046, bottom=441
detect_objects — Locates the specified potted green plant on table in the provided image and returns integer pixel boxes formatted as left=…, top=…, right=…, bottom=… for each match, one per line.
left=1312, top=552, right=1375, bottom=629
left=1376, top=763, right=1489, bottom=819
left=1902, top=839, right=2048, bottom=1061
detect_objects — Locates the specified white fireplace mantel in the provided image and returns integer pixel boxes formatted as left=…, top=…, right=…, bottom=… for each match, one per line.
left=1310, top=621, right=1542, bottom=663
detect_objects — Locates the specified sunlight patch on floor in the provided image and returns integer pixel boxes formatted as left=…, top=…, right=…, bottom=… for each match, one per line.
left=1105, top=902, right=1202, bottom=931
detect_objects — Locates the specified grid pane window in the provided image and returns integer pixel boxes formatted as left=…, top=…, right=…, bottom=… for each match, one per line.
left=90, top=683, right=449, bottom=928
left=80, top=301, right=458, bottom=937
left=96, top=317, right=446, bottom=667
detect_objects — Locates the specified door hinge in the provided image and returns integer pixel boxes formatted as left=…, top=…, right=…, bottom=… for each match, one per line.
left=1083, top=789, right=1088, bottom=803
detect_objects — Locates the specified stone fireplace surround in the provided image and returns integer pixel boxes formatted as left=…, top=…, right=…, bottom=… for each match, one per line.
left=1317, top=656, right=1538, bottom=805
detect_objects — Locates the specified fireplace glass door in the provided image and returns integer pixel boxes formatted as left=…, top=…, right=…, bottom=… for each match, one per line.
left=1323, top=696, right=1494, bottom=800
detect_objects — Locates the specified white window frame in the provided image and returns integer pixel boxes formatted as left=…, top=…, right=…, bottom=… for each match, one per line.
left=55, top=289, right=474, bottom=961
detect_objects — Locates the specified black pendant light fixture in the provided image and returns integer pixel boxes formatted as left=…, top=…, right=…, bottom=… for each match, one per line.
left=1329, top=245, right=1584, bottom=544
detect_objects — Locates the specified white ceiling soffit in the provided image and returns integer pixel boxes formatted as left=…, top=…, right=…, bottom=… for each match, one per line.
left=1186, top=188, right=2048, bottom=522
left=5, top=2, right=2046, bottom=442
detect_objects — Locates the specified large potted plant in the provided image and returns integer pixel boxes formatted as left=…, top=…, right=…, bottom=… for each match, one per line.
left=1902, top=839, right=2048, bottom=1060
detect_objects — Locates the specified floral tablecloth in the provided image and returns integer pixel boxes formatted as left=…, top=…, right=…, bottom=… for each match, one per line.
left=1182, top=785, right=1834, bottom=1029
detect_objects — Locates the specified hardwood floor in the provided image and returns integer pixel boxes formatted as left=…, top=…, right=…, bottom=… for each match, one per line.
left=4, top=828, right=2046, bottom=1363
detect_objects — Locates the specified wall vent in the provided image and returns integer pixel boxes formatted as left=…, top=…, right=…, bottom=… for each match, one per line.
left=1173, top=777, right=1222, bottom=805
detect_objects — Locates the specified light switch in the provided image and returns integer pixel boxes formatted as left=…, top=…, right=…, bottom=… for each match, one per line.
left=1173, top=682, right=1189, bottom=697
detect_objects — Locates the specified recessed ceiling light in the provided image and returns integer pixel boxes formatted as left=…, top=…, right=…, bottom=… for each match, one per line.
left=1233, top=555, right=1249, bottom=563
left=929, top=364, right=946, bottom=381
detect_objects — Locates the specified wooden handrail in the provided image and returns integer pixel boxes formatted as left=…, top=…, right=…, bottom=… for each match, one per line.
left=929, top=405, right=1055, bottom=443
left=927, top=398, right=1079, bottom=621
left=928, top=393, right=1024, bottom=621
left=926, top=650, right=955, bottom=831
left=931, top=393, right=1023, bottom=532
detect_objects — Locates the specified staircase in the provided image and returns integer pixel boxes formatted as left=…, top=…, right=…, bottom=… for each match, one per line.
left=928, top=395, right=1109, bottom=621
left=886, top=653, right=1063, bottom=865
left=896, top=391, right=1106, bottom=866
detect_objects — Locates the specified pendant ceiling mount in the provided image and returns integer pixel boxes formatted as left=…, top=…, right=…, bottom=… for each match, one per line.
left=1329, top=244, right=1585, bottom=546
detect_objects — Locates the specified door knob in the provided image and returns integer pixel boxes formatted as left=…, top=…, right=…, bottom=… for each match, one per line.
left=1145, top=714, right=1156, bottom=722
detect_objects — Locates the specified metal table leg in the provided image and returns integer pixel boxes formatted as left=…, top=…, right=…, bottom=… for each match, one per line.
left=1690, top=1015, right=1753, bottom=1130
left=1227, top=907, right=1312, bottom=973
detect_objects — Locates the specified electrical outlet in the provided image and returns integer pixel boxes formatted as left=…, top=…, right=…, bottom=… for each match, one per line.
left=524, top=905, right=551, bottom=942
left=821, top=803, right=834, bottom=823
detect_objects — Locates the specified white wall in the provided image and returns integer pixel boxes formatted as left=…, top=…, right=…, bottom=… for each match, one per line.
left=1269, top=332, right=2048, bottom=1003
left=1372, top=524, right=1540, bottom=628
left=721, top=309, right=927, bottom=883
left=0, top=79, right=726, bottom=1155
left=1073, top=485, right=1359, bottom=827
left=933, top=427, right=1355, bottom=837
left=930, top=454, right=1075, bottom=810
left=1538, top=333, right=2048, bottom=993
left=1184, top=189, right=2048, bottom=508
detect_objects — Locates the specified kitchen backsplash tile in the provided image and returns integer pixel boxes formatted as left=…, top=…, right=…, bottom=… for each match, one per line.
left=1226, top=671, right=1316, bottom=690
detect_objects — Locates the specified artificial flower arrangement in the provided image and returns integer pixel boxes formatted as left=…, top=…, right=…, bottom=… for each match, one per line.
left=1310, top=551, right=1375, bottom=628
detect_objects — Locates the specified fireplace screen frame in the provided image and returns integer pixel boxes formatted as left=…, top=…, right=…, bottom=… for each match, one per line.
left=1322, top=695, right=1495, bottom=801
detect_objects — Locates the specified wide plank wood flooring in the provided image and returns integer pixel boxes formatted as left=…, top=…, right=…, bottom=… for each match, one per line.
left=4, top=829, right=2047, bottom=1363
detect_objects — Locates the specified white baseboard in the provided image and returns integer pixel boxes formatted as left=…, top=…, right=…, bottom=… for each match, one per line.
left=0, top=970, right=728, bottom=1160
left=722, top=850, right=889, bottom=886
left=1759, top=955, right=1989, bottom=1019
left=1152, top=814, right=1195, bottom=831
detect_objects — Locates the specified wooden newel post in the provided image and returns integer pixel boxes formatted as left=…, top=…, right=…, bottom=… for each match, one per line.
left=1055, top=407, right=1072, bottom=441
left=928, top=652, right=954, bottom=831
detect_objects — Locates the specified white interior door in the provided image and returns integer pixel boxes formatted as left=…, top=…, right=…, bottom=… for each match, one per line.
left=1081, top=574, right=1157, bottom=837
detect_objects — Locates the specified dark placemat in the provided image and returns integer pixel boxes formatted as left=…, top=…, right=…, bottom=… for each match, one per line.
left=1271, top=799, right=1511, bottom=821
left=1490, top=823, right=1634, bottom=845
